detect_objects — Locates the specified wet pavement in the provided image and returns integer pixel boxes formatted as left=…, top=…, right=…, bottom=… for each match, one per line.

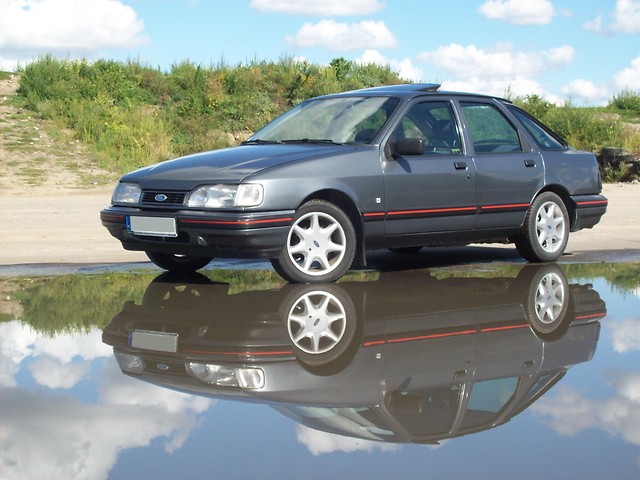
left=1, top=258, right=639, bottom=479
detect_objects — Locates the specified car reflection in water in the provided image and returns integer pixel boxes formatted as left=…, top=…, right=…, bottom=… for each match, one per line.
left=102, top=264, right=606, bottom=444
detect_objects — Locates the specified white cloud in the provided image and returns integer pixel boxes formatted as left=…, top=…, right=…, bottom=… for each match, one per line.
left=561, top=79, right=609, bottom=105
left=477, top=0, right=556, bottom=25
left=440, top=78, right=554, bottom=101
left=250, top=0, right=384, bottom=16
left=0, top=384, right=207, bottom=480
left=0, top=344, right=213, bottom=480
left=417, top=43, right=575, bottom=102
left=0, top=0, right=146, bottom=71
left=418, top=43, right=574, bottom=79
left=288, top=20, right=398, bottom=50
left=32, top=329, right=112, bottom=363
left=28, top=356, right=89, bottom=389
left=357, top=49, right=424, bottom=82
left=99, top=358, right=212, bottom=415
left=583, top=14, right=604, bottom=34
left=584, top=0, right=640, bottom=35
left=532, top=372, right=640, bottom=447
left=0, top=322, right=111, bottom=387
left=614, top=56, right=640, bottom=90
left=613, top=0, right=640, bottom=33
left=609, top=317, right=640, bottom=353
left=0, top=322, right=37, bottom=387
left=296, top=424, right=400, bottom=455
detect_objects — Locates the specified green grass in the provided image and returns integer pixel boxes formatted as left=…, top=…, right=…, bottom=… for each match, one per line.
left=14, top=55, right=404, bottom=175
left=12, top=56, right=640, bottom=181
left=513, top=94, right=640, bottom=153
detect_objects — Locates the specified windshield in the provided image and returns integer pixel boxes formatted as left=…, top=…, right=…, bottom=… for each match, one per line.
left=247, top=96, right=401, bottom=145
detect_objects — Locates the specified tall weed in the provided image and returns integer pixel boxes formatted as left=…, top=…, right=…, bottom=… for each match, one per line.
left=18, top=56, right=637, bottom=178
left=608, top=89, right=640, bottom=112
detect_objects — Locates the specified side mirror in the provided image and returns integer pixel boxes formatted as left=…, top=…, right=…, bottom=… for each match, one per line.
left=394, top=138, right=424, bottom=156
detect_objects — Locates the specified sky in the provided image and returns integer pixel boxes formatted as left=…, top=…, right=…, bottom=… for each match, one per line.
left=0, top=0, right=639, bottom=105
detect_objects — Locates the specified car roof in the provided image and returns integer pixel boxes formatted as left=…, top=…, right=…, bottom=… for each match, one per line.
left=332, top=83, right=510, bottom=103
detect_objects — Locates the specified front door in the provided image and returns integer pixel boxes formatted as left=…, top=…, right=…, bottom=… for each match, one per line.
left=383, top=100, right=476, bottom=235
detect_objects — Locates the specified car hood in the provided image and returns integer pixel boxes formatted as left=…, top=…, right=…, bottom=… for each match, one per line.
left=122, top=144, right=364, bottom=188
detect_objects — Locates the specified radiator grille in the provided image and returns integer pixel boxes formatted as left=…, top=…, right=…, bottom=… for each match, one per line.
left=140, top=190, right=187, bottom=206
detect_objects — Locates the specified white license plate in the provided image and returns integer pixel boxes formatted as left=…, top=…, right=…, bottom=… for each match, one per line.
left=130, top=330, right=178, bottom=353
left=128, top=216, right=177, bottom=237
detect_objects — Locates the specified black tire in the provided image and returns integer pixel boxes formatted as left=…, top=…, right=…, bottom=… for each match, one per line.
left=142, top=272, right=213, bottom=306
left=145, top=251, right=212, bottom=273
left=515, top=192, right=569, bottom=262
left=280, top=283, right=360, bottom=374
left=271, top=200, right=356, bottom=283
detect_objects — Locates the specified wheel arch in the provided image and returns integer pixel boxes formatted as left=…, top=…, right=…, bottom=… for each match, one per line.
left=534, top=184, right=576, bottom=230
left=299, top=189, right=366, bottom=267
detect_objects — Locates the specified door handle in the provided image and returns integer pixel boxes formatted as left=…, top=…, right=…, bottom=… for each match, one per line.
left=454, top=161, right=468, bottom=170
left=524, top=159, right=536, bottom=167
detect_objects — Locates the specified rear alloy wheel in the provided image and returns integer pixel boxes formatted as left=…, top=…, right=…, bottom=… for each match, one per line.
left=145, top=252, right=212, bottom=273
left=271, top=200, right=356, bottom=283
left=519, top=264, right=571, bottom=340
left=516, top=192, right=569, bottom=262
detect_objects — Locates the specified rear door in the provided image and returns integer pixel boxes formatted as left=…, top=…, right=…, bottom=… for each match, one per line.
left=458, top=101, right=544, bottom=229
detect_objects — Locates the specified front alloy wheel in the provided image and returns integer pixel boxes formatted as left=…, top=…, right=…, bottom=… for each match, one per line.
left=280, top=283, right=360, bottom=373
left=271, top=200, right=356, bottom=283
left=516, top=192, right=569, bottom=262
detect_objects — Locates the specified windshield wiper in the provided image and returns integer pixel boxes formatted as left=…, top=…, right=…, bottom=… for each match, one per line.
left=241, top=139, right=282, bottom=145
left=281, top=138, right=344, bottom=145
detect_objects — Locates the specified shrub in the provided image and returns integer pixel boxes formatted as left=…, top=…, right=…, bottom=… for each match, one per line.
left=608, top=89, right=640, bottom=112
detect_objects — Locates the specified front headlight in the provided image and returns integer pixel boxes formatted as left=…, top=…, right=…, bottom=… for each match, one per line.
left=185, top=184, right=263, bottom=208
left=112, top=182, right=141, bottom=204
left=187, top=363, right=265, bottom=389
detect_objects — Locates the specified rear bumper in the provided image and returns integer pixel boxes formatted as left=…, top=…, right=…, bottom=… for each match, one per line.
left=100, top=206, right=294, bottom=258
left=570, top=195, right=608, bottom=231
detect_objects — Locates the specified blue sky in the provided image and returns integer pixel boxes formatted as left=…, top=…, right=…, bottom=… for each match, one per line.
left=1, top=0, right=639, bottom=105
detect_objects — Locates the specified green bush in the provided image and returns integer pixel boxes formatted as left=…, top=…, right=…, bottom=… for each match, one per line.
left=18, top=55, right=637, bottom=179
left=16, top=56, right=405, bottom=174
left=608, top=89, right=640, bottom=112
left=515, top=95, right=631, bottom=152
left=545, top=106, right=625, bottom=152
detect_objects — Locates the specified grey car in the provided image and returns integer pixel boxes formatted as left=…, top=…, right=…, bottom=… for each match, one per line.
left=104, top=264, right=605, bottom=443
left=100, top=84, right=608, bottom=283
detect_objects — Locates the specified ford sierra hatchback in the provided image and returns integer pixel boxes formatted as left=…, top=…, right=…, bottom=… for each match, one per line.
left=100, top=84, right=608, bottom=283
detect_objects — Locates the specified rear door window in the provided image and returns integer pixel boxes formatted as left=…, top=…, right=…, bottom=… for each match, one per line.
left=461, top=102, right=522, bottom=154
left=459, top=377, right=518, bottom=430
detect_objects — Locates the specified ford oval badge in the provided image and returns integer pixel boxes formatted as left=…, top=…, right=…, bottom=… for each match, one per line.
left=155, top=194, right=168, bottom=202
left=156, top=363, right=170, bottom=371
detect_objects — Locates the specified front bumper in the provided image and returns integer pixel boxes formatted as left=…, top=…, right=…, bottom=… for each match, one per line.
left=570, top=194, right=608, bottom=231
left=100, top=206, right=294, bottom=258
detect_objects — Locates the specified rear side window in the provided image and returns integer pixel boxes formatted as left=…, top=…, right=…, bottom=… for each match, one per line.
left=461, top=102, right=522, bottom=154
left=508, top=106, right=567, bottom=150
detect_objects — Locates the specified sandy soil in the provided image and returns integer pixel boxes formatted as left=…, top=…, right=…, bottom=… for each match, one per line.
left=0, top=182, right=638, bottom=267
